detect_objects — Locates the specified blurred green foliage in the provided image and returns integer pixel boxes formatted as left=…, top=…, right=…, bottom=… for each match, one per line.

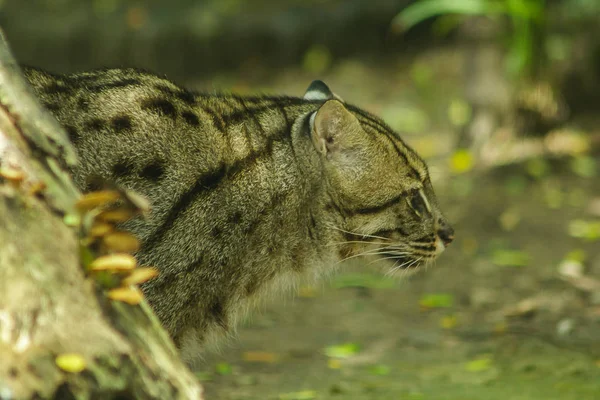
left=393, top=0, right=546, bottom=77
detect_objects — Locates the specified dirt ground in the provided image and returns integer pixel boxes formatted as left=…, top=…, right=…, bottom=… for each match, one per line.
left=190, top=52, right=600, bottom=400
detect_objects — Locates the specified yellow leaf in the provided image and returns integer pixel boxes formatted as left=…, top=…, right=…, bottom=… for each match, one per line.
left=440, top=315, right=457, bottom=329
left=493, top=322, right=507, bottom=334
left=450, top=149, right=474, bottom=174
left=97, top=208, right=137, bottom=223
left=107, top=287, right=143, bottom=305
left=89, top=254, right=137, bottom=271
left=0, top=166, right=25, bottom=183
left=56, top=353, right=86, bottom=373
left=103, top=231, right=141, bottom=253
left=242, top=351, right=279, bottom=363
left=75, top=190, right=121, bottom=212
left=327, top=359, right=342, bottom=369
left=89, top=221, right=114, bottom=238
left=122, top=267, right=159, bottom=286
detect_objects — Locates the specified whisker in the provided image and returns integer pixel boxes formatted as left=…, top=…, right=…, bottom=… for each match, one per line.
left=337, top=247, right=409, bottom=264
left=390, top=258, right=413, bottom=273
left=327, top=225, right=392, bottom=242
left=384, top=258, right=402, bottom=277
left=366, top=252, right=411, bottom=266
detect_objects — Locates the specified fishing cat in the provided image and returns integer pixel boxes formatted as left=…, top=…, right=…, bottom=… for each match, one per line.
left=24, top=67, right=454, bottom=363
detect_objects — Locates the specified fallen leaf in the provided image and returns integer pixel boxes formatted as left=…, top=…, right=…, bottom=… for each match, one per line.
left=324, top=343, right=360, bottom=359
left=56, top=353, right=86, bottom=373
left=448, top=98, right=472, bottom=127
left=491, top=249, right=530, bottom=267
left=279, top=390, right=317, bottom=400
left=465, top=356, right=493, bottom=372
left=242, top=351, right=279, bottom=363
left=419, top=293, right=454, bottom=309
left=568, top=219, right=600, bottom=241
left=368, top=364, right=391, bottom=376
left=327, top=359, right=342, bottom=369
left=441, top=315, right=458, bottom=329
left=450, top=149, right=474, bottom=174
left=503, top=298, right=539, bottom=317
left=570, top=155, right=597, bottom=178
left=215, top=362, right=232, bottom=375
left=526, top=158, right=550, bottom=179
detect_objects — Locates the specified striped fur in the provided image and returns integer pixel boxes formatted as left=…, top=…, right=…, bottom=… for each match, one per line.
left=24, top=67, right=453, bottom=363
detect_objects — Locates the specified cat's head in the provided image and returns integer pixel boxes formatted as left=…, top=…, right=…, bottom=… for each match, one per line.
left=304, top=81, right=454, bottom=274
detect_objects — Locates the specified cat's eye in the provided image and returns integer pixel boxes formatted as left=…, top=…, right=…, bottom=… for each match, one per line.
left=407, top=189, right=431, bottom=217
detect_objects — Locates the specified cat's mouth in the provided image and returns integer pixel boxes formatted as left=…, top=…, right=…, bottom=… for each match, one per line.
left=374, top=239, right=443, bottom=275
left=335, top=229, right=446, bottom=273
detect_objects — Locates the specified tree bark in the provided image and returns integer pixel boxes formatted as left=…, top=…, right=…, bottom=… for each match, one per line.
left=0, top=29, right=203, bottom=399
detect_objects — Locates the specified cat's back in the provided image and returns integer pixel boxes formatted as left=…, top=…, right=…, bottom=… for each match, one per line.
left=23, top=67, right=227, bottom=192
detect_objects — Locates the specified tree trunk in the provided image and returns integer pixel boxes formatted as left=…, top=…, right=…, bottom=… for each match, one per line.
left=0, top=29, right=203, bottom=399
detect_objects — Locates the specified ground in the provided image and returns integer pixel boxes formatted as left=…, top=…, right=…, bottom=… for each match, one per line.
left=191, top=50, right=600, bottom=400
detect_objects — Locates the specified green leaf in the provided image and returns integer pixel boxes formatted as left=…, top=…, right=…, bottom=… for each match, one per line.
left=525, top=158, right=550, bottom=179
left=419, top=293, right=454, bottom=308
left=279, top=391, right=317, bottom=400
left=564, top=249, right=586, bottom=263
left=324, top=343, right=360, bottom=359
left=368, top=364, right=391, bottom=376
left=491, top=249, right=530, bottom=267
left=392, top=0, right=509, bottom=32
left=568, top=220, right=600, bottom=241
left=465, top=355, right=493, bottom=372
left=570, top=155, right=597, bottom=178
left=448, top=98, right=472, bottom=127
left=215, top=362, right=233, bottom=375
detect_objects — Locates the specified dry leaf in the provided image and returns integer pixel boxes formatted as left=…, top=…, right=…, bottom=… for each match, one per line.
left=242, top=351, right=279, bottom=363
left=89, top=254, right=137, bottom=271
left=502, top=298, right=539, bottom=317
left=27, top=181, right=47, bottom=196
left=89, top=222, right=114, bottom=238
left=103, top=231, right=140, bottom=253
left=107, top=287, right=143, bottom=305
left=0, top=167, right=25, bottom=183
left=97, top=208, right=137, bottom=223
left=122, top=267, right=159, bottom=286
left=76, top=190, right=121, bottom=212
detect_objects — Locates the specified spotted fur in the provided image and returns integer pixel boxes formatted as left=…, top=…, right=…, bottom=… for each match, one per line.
left=24, top=67, right=454, bottom=364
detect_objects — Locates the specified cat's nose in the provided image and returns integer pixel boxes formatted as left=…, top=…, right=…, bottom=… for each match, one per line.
left=437, top=225, right=454, bottom=246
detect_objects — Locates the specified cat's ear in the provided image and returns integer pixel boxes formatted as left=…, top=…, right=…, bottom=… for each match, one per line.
left=309, top=100, right=361, bottom=158
left=304, top=80, right=335, bottom=101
